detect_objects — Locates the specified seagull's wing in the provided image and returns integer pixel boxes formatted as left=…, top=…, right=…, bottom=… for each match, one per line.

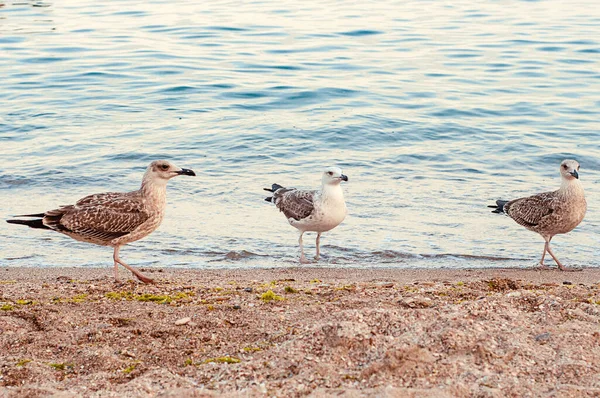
left=505, top=191, right=558, bottom=228
left=43, top=192, right=150, bottom=242
left=274, top=188, right=316, bottom=221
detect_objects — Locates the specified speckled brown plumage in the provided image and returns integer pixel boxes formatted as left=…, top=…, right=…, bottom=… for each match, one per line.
left=7, top=160, right=196, bottom=283
left=489, top=159, right=586, bottom=271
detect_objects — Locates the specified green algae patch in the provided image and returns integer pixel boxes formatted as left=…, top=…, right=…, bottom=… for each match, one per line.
left=52, top=293, right=90, bottom=304
left=136, top=293, right=173, bottom=304
left=122, top=361, right=141, bottom=374
left=105, top=291, right=193, bottom=304
left=69, top=293, right=89, bottom=303
left=105, top=291, right=134, bottom=301
left=258, top=281, right=277, bottom=290
left=260, top=290, right=284, bottom=302
left=243, top=346, right=262, bottom=353
left=16, top=359, right=32, bottom=367
left=49, top=363, right=74, bottom=371
left=203, top=356, right=241, bottom=364
left=284, top=286, right=298, bottom=294
left=16, top=299, right=36, bottom=305
left=1, top=304, right=14, bottom=311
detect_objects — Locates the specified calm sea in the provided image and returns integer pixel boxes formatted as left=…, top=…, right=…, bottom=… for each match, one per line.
left=1, top=0, right=599, bottom=270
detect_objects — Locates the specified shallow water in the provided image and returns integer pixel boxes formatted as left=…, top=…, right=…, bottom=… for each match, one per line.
left=1, top=0, right=600, bottom=269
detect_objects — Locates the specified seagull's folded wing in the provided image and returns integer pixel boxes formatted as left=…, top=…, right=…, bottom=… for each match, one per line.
left=505, top=192, right=557, bottom=228
left=45, top=193, right=150, bottom=242
left=276, top=189, right=316, bottom=221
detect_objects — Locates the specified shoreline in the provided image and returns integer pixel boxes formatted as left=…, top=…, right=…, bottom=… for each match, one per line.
left=2, top=265, right=600, bottom=285
left=1, top=266, right=599, bottom=396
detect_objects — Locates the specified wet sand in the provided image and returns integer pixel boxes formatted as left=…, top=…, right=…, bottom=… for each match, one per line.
left=1, top=266, right=599, bottom=397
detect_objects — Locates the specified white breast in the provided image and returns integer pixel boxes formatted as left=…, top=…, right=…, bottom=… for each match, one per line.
left=290, top=185, right=347, bottom=233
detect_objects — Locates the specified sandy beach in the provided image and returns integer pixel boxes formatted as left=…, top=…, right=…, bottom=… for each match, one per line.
left=1, top=266, right=599, bottom=397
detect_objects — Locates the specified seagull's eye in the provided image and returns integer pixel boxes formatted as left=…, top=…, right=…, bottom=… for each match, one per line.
left=578, top=165, right=580, bottom=170
left=160, top=164, right=169, bottom=171
left=327, top=171, right=333, bottom=176
left=562, top=164, right=568, bottom=169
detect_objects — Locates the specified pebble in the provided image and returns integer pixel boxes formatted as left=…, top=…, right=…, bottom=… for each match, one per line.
left=120, top=349, right=136, bottom=358
left=563, top=281, right=573, bottom=285
left=377, top=282, right=394, bottom=288
left=175, top=317, right=191, bottom=326
left=398, top=297, right=433, bottom=308
left=233, top=305, right=241, bottom=310
left=244, top=287, right=253, bottom=293
left=535, top=332, right=551, bottom=343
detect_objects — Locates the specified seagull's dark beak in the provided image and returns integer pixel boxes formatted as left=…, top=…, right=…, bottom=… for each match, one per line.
left=177, top=168, right=196, bottom=176
left=570, top=170, right=579, bottom=179
left=340, top=174, right=348, bottom=182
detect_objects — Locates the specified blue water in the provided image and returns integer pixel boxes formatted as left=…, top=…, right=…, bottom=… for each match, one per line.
left=1, top=0, right=600, bottom=270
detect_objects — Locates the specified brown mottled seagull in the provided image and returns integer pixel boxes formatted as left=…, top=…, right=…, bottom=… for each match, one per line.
left=488, top=159, right=586, bottom=271
left=7, top=160, right=195, bottom=283
left=264, top=167, right=348, bottom=263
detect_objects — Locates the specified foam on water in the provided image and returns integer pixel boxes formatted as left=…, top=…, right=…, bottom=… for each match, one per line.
left=1, top=0, right=600, bottom=269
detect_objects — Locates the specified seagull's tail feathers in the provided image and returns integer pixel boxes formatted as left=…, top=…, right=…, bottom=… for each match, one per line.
left=264, top=183, right=285, bottom=202
left=14, top=213, right=46, bottom=217
left=488, top=200, right=509, bottom=214
left=6, top=218, right=50, bottom=230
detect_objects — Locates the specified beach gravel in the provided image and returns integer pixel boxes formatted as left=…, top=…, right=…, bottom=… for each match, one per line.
left=1, top=267, right=599, bottom=397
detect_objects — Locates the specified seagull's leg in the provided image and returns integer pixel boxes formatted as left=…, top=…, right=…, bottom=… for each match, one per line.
left=545, top=242, right=580, bottom=272
left=113, top=246, right=155, bottom=283
left=314, top=232, right=322, bottom=260
left=299, top=232, right=310, bottom=264
left=112, top=247, right=121, bottom=283
left=537, top=240, right=551, bottom=270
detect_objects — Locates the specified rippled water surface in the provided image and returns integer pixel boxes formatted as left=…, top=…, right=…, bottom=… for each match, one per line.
left=2, top=0, right=600, bottom=269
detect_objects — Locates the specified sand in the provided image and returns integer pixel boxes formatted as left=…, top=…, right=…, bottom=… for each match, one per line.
left=1, top=266, right=599, bottom=397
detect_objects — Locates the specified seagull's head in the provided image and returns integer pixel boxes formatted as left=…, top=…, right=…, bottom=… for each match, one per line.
left=560, top=159, right=580, bottom=180
left=322, top=166, right=348, bottom=186
left=147, top=160, right=196, bottom=181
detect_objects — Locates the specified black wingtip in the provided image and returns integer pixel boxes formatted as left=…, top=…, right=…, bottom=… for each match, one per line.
left=265, top=197, right=272, bottom=202
left=7, top=218, right=49, bottom=229
left=489, top=200, right=508, bottom=214
left=264, top=183, right=285, bottom=193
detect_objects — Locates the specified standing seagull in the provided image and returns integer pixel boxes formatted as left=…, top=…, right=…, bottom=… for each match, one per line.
left=264, top=167, right=348, bottom=264
left=7, top=160, right=196, bottom=283
left=488, top=159, right=586, bottom=271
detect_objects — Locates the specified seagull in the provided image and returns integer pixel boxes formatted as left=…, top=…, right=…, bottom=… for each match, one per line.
left=7, top=160, right=196, bottom=283
left=264, top=167, right=348, bottom=264
left=488, top=159, right=586, bottom=271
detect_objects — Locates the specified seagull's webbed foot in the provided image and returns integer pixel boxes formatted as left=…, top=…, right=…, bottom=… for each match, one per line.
left=536, top=263, right=552, bottom=270
left=133, top=272, right=156, bottom=284
left=299, top=255, right=311, bottom=264
left=113, top=246, right=155, bottom=284
left=557, top=266, right=583, bottom=272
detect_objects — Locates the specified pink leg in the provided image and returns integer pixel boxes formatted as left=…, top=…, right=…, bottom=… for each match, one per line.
left=113, top=246, right=155, bottom=284
left=113, top=259, right=120, bottom=283
left=314, top=233, right=322, bottom=260
left=545, top=243, right=580, bottom=272
left=299, top=232, right=310, bottom=264
left=537, top=241, right=551, bottom=270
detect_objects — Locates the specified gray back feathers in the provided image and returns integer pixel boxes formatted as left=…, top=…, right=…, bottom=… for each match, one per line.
left=272, top=187, right=316, bottom=221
